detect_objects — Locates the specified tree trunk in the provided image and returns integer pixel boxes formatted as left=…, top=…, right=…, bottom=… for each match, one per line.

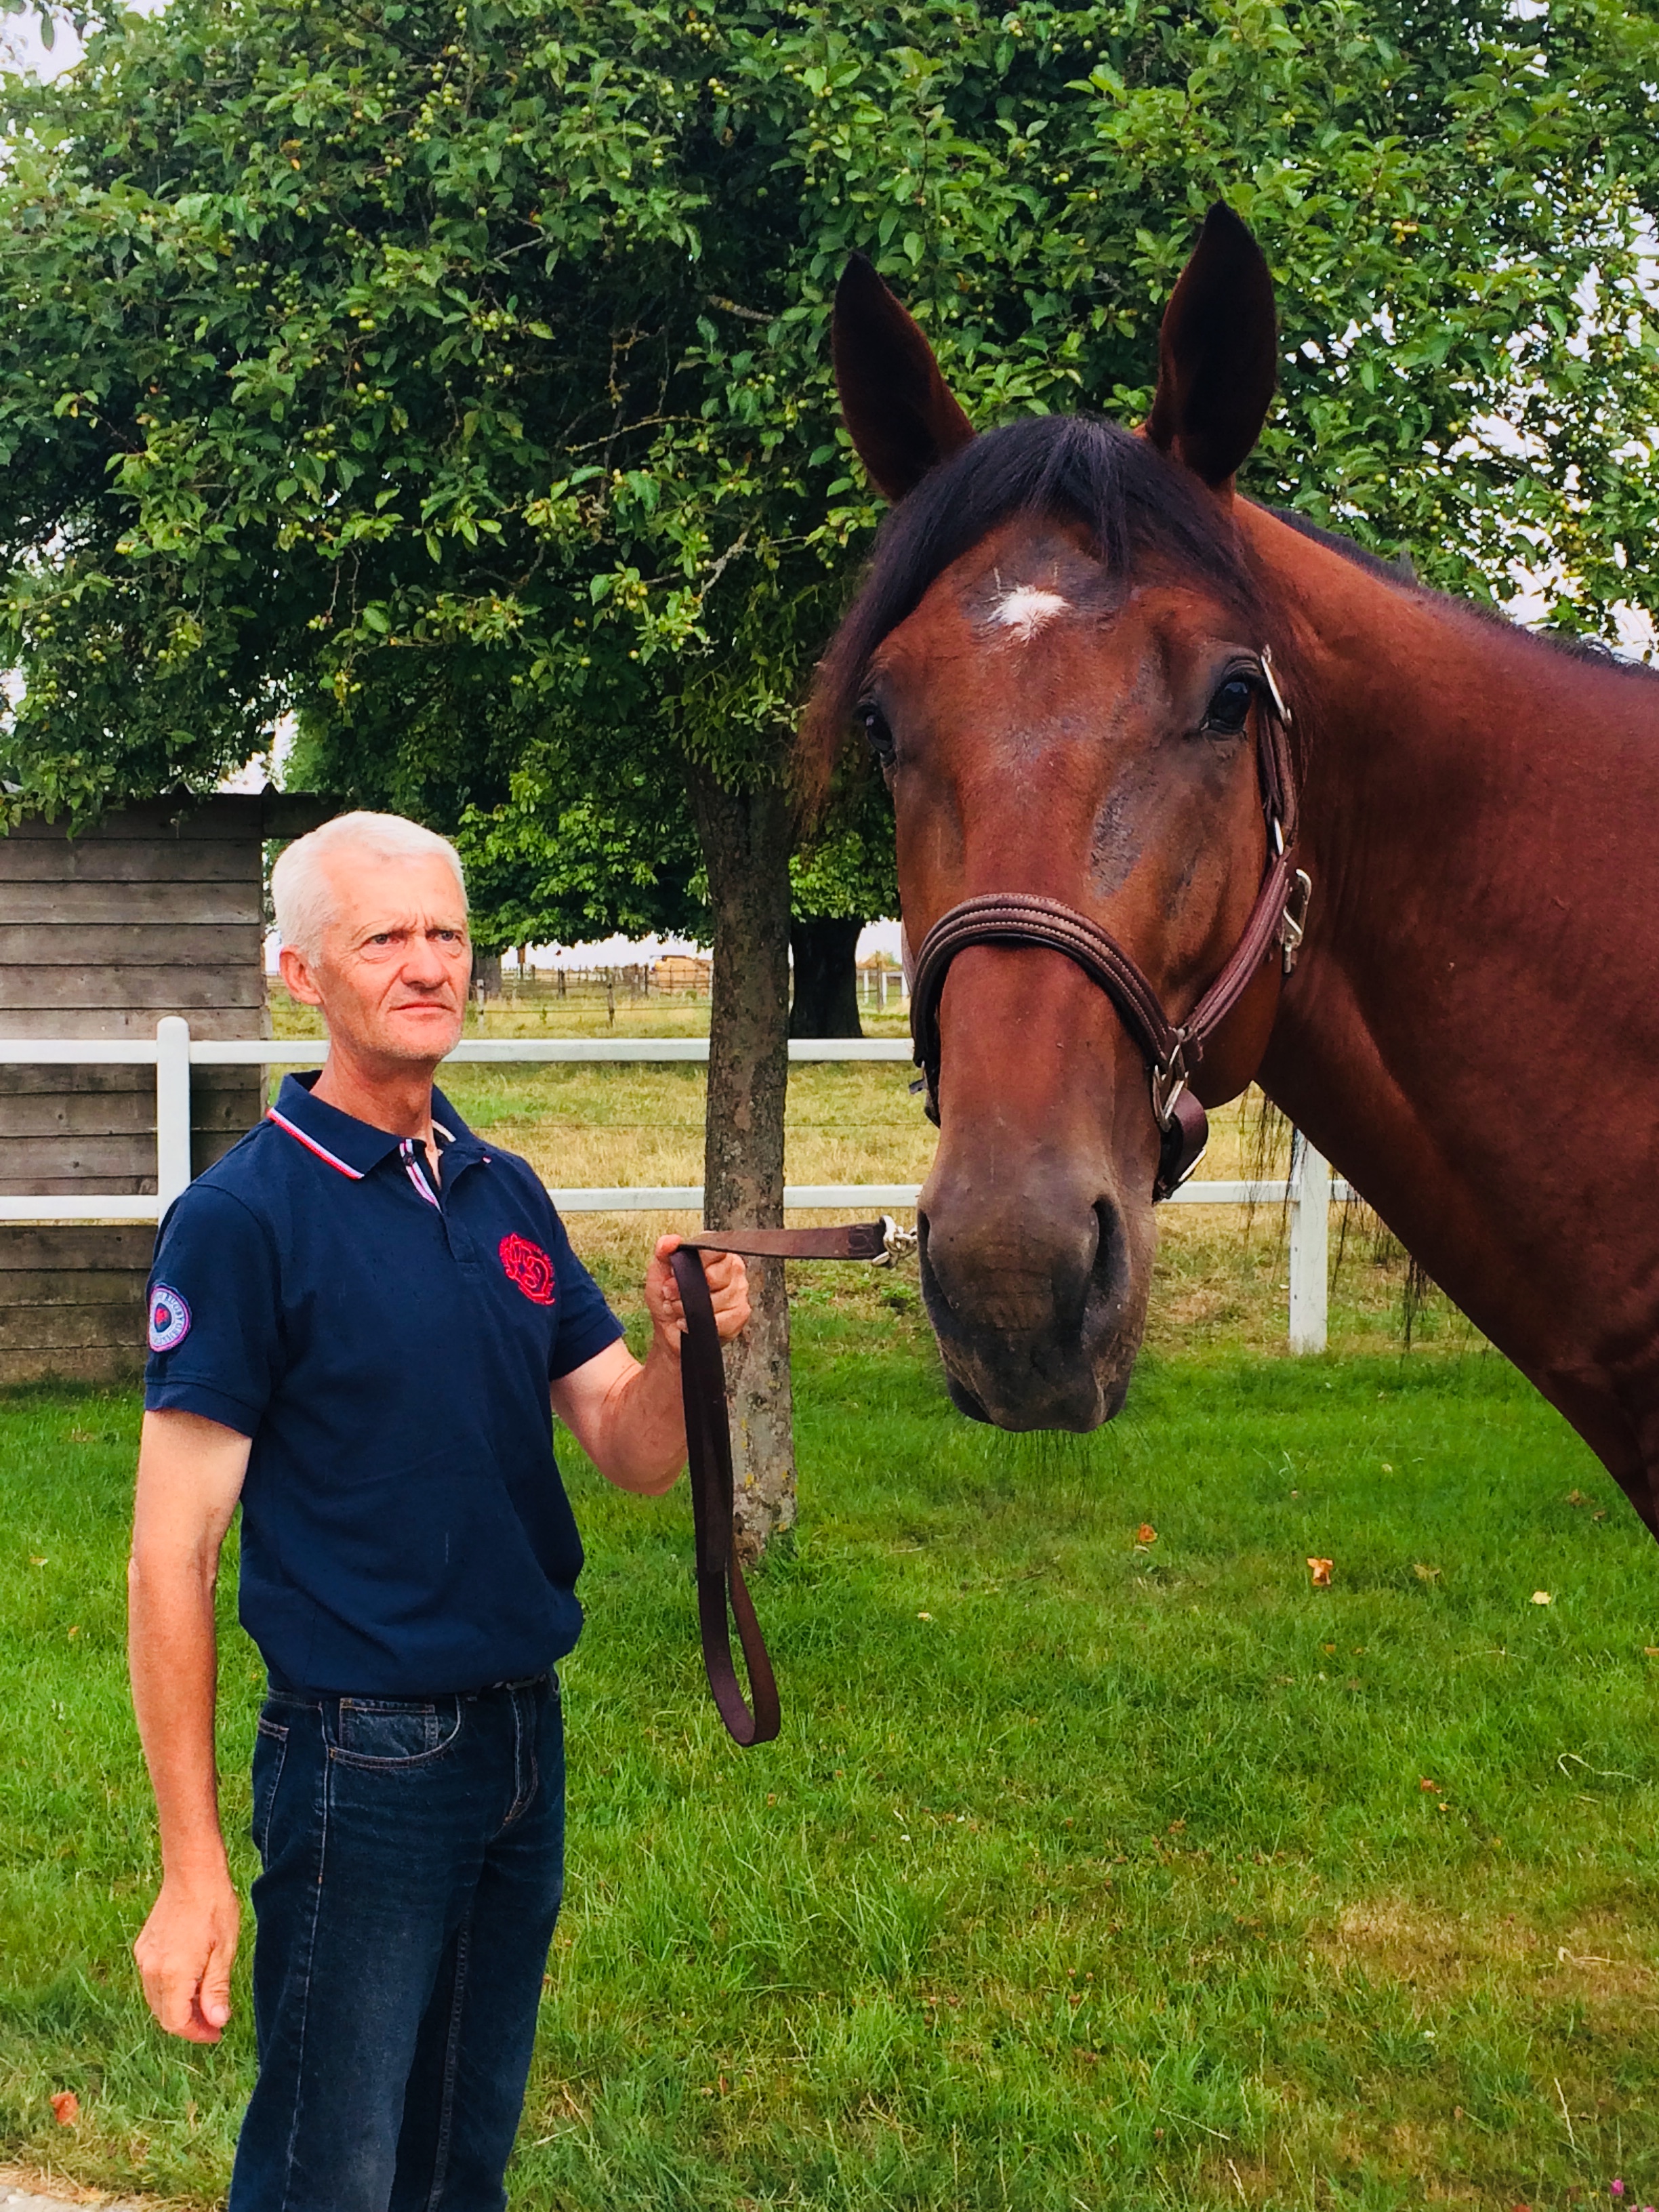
left=788, top=915, right=865, bottom=1040
left=686, top=763, right=795, bottom=1558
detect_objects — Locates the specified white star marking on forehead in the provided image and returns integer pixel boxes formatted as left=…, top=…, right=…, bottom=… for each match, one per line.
left=990, top=585, right=1071, bottom=640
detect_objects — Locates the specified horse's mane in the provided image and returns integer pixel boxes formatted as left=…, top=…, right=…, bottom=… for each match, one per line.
left=1269, top=503, right=1658, bottom=682
left=799, top=414, right=1270, bottom=812
left=1267, top=505, right=1417, bottom=584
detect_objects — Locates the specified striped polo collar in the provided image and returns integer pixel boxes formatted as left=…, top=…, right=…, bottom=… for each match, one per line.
left=266, top=1070, right=478, bottom=1182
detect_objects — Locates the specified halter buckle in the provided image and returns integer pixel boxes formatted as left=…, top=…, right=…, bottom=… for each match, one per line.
left=1150, top=1046, right=1189, bottom=1129
left=1279, top=867, right=1313, bottom=975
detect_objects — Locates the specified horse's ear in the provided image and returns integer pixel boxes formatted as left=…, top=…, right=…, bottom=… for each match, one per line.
left=832, top=253, right=975, bottom=502
left=1145, top=204, right=1277, bottom=491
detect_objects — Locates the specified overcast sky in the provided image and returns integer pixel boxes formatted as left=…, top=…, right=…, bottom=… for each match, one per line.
left=1, top=5, right=82, bottom=77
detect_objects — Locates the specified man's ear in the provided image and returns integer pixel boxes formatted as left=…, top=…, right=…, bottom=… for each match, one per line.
left=1145, top=204, right=1278, bottom=491
left=279, top=943, right=323, bottom=1008
left=832, top=253, right=975, bottom=501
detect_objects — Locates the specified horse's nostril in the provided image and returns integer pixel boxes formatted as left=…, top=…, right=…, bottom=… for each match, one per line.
left=1090, top=1199, right=1126, bottom=1312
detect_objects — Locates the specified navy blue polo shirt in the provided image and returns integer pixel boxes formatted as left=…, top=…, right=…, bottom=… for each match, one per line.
left=143, top=1071, right=625, bottom=1696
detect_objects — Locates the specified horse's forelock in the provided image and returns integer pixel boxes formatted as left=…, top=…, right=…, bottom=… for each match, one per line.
left=797, top=413, right=1266, bottom=816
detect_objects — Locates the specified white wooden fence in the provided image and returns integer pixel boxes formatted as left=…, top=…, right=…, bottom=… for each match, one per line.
left=0, top=1019, right=1342, bottom=1351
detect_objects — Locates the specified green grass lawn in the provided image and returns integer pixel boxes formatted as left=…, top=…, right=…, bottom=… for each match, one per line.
left=4, top=1301, right=1658, bottom=2210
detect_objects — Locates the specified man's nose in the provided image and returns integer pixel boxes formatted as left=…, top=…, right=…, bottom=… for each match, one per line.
left=401, top=935, right=455, bottom=987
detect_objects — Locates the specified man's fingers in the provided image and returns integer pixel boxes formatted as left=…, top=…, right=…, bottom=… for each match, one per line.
left=146, top=1959, right=206, bottom=2038
left=200, top=1938, right=236, bottom=2029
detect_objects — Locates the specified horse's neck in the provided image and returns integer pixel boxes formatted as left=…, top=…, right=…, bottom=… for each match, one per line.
left=1242, top=504, right=1659, bottom=1380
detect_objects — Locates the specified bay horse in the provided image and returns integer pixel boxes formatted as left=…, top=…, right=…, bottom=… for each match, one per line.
left=802, top=205, right=1659, bottom=1540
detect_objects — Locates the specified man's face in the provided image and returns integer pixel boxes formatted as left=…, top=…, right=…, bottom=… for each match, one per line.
left=279, top=849, right=471, bottom=1067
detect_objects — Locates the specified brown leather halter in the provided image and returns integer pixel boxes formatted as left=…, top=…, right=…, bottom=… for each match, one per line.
left=908, top=650, right=1310, bottom=1200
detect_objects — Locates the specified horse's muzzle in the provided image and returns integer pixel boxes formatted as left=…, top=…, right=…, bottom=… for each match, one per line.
left=916, top=1180, right=1149, bottom=1431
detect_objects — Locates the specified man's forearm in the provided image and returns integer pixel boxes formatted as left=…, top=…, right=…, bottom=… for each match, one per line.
left=129, top=1547, right=228, bottom=1877
left=585, top=1336, right=688, bottom=1494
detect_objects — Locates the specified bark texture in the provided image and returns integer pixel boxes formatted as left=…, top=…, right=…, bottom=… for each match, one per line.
left=788, top=916, right=864, bottom=1040
left=687, top=764, right=795, bottom=1557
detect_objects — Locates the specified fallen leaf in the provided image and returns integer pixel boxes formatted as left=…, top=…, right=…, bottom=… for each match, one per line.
left=1307, top=1557, right=1333, bottom=1586
left=49, top=2089, right=79, bottom=2126
left=1419, top=1778, right=1439, bottom=1792
left=29, top=1556, right=47, bottom=1568
left=1381, top=1461, right=1394, bottom=1472
left=1531, top=1591, right=1553, bottom=1605
left=1567, top=1490, right=1587, bottom=1507
left=1136, top=1523, right=1158, bottom=1545
left=916, top=1611, right=933, bottom=1621
left=1414, top=1562, right=1441, bottom=1582
left=1644, top=1647, right=1659, bottom=1659
left=66, top=1625, right=79, bottom=1639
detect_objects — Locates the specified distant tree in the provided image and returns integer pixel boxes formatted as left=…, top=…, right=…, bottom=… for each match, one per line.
left=788, top=773, right=898, bottom=1039
left=4, top=0, right=1657, bottom=1541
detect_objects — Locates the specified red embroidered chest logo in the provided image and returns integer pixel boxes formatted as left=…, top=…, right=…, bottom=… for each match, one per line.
left=499, top=1233, right=556, bottom=1307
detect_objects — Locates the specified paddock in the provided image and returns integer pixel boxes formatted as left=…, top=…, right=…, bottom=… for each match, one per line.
left=3, top=993, right=1654, bottom=2206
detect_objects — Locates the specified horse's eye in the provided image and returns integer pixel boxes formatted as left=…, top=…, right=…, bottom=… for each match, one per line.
left=1202, top=676, right=1255, bottom=735
left=859, top=700, right=896, bottom=766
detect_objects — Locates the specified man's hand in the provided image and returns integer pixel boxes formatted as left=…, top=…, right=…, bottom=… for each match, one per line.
left=134, top=1868, right=241, bottom=2043
left=642, top=1234, right=751, bottom=1351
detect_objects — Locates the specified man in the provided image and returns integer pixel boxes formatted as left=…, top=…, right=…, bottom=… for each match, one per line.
left=129, top=810, right=748, bottom=2211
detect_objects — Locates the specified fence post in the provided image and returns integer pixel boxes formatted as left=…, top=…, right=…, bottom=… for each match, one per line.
left=1288, top=1133, right=1330, bottom=1353
left=155, top=1016, right=193, bottom=1215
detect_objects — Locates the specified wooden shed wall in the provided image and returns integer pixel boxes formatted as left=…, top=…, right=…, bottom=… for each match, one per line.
left=0, top=793, right=331, bottom=1384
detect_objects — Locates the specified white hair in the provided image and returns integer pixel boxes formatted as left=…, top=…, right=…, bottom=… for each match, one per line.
left=272, top=811, right=468, bottom=960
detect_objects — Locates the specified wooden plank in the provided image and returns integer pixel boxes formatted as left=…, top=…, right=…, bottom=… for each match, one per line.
left=1, top=1134, right=158, bottom=1179
left=0, top=1343, right=146, bottom=1385
left=0, top=924, right=264, bottom=967
left=2, top=1269, right=149, bottom=1309
left=0, top=1225, right=157, bottom=1270
left=0, top=843, right=257, bottom=884
left=0, top=1088, right=257, bottom=1138
left=0, top=1063, right=259, bottom=1099
left=0, top=881, right=263, bottom=925
left=197, top=1127, right=260, bottom=1173
left=0, top=1008, right=270, bottom=1041
left=0, top=1300, right=148, bottom=1350
left=0, top=1174, right=152, bottom=1198
left=0, top=967, right=266, bottom=1011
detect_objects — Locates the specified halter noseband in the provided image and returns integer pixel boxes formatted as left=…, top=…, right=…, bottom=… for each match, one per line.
left=907, top=648, right=1312, bottom=1201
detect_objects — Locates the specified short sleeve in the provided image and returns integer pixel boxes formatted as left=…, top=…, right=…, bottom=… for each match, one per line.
left=144, top=1183, right=283, bottom=1437
left=545, top=1208, right=626, bottom=1380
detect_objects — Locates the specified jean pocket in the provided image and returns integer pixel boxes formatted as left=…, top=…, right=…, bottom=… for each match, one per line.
left=331, top=1696, right=463, bottom=1769
left=251, top=1717, right=289, bottom=1858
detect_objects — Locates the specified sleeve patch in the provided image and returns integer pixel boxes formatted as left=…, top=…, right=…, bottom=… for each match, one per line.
left=148, top=1285, right=192, bottom=1353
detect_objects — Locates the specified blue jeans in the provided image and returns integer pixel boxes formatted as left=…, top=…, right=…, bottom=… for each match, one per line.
left=228, top=1673, right=565, bottom=2212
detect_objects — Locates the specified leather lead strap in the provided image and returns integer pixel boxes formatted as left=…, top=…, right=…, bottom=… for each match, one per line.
left=670, top=1246, right=781, bottom=1746
left=669, top=1223, right=895, bottom=1746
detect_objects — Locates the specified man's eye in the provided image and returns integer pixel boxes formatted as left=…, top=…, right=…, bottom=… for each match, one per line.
left=1200, top=676, right=1256, bottom=735
left=859, top=699, right=895, bottom=766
